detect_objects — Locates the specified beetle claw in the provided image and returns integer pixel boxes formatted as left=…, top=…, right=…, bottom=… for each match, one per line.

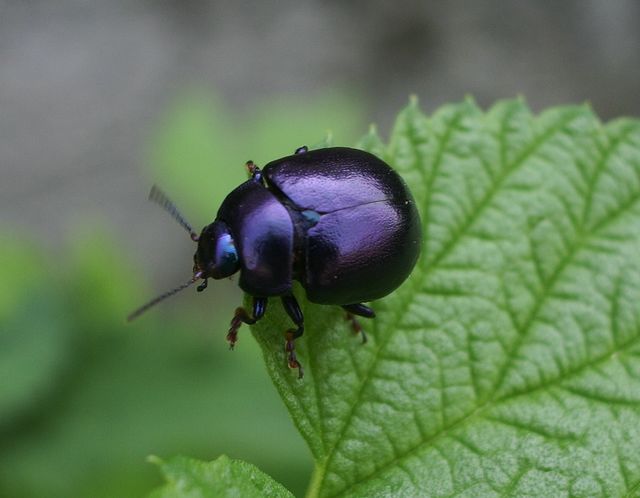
left=290, top=358, right=304, bottom=379
left=196, top=278, right=208, bottom=292
left=226, top=303, right=264, bottom=350
left=345, top=312, right=368, bottom=344
left=226, top=310, right=243, bottom=349
left=226, top=327, right=239, bottom=350
left=285, top=329, right=304, bottom=378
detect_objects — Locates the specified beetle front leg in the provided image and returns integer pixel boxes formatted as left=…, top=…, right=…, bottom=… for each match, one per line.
left=227, top=297, right=267, bottom=349
left=281, top=295, right=305, bottom=378
left=342, top=303, right=375, bottom=344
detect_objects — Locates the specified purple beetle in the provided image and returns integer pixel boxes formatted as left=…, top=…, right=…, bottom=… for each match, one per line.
left=129, top=146, right=421, bottom=377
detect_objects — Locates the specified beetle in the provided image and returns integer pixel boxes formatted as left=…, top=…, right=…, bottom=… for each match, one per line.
left=128, top=146, right=421, bottom=377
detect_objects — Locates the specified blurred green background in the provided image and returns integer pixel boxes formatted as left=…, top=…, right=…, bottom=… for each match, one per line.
left=0, top=92, right=364, bottom=498
left=1, top=2, right=639, bottom=497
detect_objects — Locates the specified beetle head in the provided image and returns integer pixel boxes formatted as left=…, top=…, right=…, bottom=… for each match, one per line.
left=127, top=186, right=240, bottom=321
left=193, top=221, right=240, bottom=282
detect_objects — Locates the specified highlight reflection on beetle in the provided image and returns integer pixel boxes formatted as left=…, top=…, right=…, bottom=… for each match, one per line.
left=128, top=146, right=422, bottom=377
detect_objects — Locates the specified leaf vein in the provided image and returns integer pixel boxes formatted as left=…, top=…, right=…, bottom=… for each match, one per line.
left=312, top=105, right=470, bottom=496
left=428, top=109, right=585, bottom=270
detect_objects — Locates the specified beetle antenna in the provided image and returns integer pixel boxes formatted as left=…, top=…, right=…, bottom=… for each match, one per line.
left=149, top=185, right=200, bottom=241
left=127, top=273, right=202, bottom=322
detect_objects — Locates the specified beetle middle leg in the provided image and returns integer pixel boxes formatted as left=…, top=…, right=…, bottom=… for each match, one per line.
left=227, top=297, right=267, bottom=349
left=282, top=295, right=305, bottom=378
left=342, top=303, right=375, bottom=344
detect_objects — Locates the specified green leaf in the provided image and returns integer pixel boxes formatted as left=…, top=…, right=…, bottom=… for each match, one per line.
left=250, top=98, right=640, bottom=497
left=148, top=455, right=295, bottom=498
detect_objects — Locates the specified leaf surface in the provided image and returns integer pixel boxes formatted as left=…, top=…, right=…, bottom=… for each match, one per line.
left=249, top=98, right=640, bottom=497
left=149, top=455, right=294, bottom=498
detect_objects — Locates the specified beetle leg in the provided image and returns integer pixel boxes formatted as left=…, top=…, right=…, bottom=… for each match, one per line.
left=342, top=303, right=375, bottom=344
left=245, top=161, right=264, bottom=183
left=196, top=278, right=208, bottom=292
left=227, top=297, right=268, bottom=349
left=281, top=295, right=305, bottom=378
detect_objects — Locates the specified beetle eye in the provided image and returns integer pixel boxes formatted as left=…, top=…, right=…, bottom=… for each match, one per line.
left=211, top=232, right=239, bottom=278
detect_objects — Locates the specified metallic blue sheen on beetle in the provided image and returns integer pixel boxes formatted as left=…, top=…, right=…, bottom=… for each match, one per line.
left=128, top=146, right=421, bottom=377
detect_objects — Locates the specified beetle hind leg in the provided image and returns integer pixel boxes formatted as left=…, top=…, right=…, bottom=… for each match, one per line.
left=227, top=297, right=267, bottom=349
left=342, top=303, right=375, bottom=344
left=282, top=295, right=305, bottom=378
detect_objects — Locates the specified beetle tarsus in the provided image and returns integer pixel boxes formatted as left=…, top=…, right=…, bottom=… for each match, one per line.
left=285, top=329, right=304, bottom=378
left=226, top=297, right=268, bottom=349
left=245, top=161, right=263, bottom=182
left=344, top=312, right=367, bottom=344
left=282, top=295, right=305, bottom=378
left=342, top=303, right=374, bottom=344
left=196, top=279, right=208, bottom=292
left=226, top=311, right=244, bottom=349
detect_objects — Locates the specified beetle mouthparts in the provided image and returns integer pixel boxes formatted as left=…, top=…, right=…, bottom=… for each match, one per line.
left=196, top=278, right=208, bottom=293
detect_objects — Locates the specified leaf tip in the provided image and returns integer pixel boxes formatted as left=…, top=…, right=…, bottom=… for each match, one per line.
left=408, top=94, right=419, bottom=108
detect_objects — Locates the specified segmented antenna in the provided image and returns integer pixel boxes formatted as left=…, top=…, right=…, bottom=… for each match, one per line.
left=149, top=185, right=199, bottom=241
left=127, top=273, right=202, bottom=322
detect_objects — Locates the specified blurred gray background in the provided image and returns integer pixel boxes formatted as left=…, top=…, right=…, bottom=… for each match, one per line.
left=2, top=0, right=639, bottom=284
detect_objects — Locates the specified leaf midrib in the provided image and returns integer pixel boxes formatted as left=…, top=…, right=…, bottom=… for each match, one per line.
left=330, top=331, right=640, bottom=498
left=306, top=104, right=466, bottom=498
left=311, top=108, right=640, bottom=498
left=488, top=121, right=638, bottom=401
